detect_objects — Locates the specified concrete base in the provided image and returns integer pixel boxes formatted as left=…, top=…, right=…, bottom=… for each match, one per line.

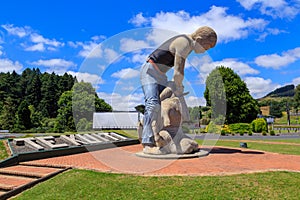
left=135, top=149, right=209, bottom=159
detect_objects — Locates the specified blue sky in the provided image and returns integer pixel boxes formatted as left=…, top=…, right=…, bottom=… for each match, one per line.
left=1, top=0, right=300, bottom=111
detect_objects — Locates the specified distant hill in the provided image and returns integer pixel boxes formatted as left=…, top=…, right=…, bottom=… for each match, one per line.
left=264, top=84, right=295, bottom=98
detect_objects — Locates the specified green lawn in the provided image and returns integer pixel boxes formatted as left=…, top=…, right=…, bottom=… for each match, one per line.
left=243, top=138, right=300, bottom=144
left=198, top=139, right=300, bottom=155
left=6, top=136, right=300, bottom=199
left=14, top=169, right=300, bottom=200
left=0, top=140, right=9, bottom=161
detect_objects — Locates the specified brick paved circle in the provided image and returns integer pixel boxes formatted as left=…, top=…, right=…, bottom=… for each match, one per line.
left=24, top=144, right=300, bottom=176
left=135, top=150, right=209, bottom=159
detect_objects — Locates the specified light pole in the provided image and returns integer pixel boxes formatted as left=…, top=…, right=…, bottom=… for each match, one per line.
left=198, top=106, right=202, bottom=128
left=286, top=101, right=290, bottom=126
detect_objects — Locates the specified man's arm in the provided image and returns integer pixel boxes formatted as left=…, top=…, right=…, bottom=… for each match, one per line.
left=170, top=36, right=193, bottom=95
left=172, top=55, right=185, bottom=95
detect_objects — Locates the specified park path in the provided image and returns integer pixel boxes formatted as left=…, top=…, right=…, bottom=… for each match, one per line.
left=20, top=144, right=300, bottom=176
left=221, top=139, right=300, bottom=146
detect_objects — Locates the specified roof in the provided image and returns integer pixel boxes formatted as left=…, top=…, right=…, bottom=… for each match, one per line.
left=93, top=112, right=142, bottom=129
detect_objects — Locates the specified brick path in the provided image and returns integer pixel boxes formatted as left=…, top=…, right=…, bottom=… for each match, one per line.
left=23, top=145, right=300, bottom=176
left=0, top=163, right=68, bottom=199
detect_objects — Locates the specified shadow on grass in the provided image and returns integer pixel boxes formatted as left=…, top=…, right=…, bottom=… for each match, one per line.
left=201, top=147, right=264, bottom=155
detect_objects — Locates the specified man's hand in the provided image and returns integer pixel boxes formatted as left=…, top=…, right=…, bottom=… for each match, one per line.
left=174, top=85, right=184, bottom=97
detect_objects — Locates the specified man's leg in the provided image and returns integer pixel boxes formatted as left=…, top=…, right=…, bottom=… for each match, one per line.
left=141, top=83, right=160, bottom=146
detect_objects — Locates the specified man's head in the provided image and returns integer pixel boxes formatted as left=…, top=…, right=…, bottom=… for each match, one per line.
left=191, top=26, right=217, bottom=53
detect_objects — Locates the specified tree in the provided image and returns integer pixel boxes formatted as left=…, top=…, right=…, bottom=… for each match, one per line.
left=204, top=66, right=260, bottom=124
left=40, top=72, right=59, bottom=118
left=26, top=72, right=42, bottom=108
left=58, top=73, right=75, bottom=93
left=15, top=100, right=32, bottom=130
left=56, top=90, right=76, bottom=132
left=270, top=101, right=284, bottom=118
left=28, top=105, right=43, bottom=129
left=72, top=81, right=97, bottom=123
left=0, top=71, right=21, bottom=105
left=204, top=66, right=226, bottom=124
left=0, top=97, right=17, bottom=131
left=95, top=94, right=112, bottom=112
left=56, top=82, right=112, bottom=132
left=189, top=106, right=202, bottom=122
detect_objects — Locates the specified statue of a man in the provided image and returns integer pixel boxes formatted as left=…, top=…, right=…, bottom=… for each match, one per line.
left=140, top=26, right=217, bottom=154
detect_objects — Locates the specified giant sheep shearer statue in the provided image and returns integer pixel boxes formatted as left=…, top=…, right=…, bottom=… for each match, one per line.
left=137, top=81, right=199, bottom=155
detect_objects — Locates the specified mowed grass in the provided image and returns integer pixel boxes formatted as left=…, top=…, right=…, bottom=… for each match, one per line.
left=198, top=138, right=300, bottom=155
left=252, top=138, right=300, bottom=144
left=14, top=169, right=300, bottom=200
left=0, top=140, right=9, bottom=161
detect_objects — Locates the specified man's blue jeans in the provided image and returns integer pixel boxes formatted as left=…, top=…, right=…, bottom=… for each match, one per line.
left=140, top=62, right=167, bottom=145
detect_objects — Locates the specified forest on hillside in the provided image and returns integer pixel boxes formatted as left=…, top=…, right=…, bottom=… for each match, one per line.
left=0, top=68, right=112, bottom=133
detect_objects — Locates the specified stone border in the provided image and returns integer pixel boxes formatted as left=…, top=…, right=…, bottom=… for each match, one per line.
left=0, top=139, right=139, bottom=168
left=135, top=149, right=209, bottom=159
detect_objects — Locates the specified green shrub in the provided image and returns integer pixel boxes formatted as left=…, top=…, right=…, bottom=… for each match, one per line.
left=262, top=130, right=267, bottom=136
left=229, top=123, right=251, bottom=134
left=221, top=124, right=230, bottom=135
left=76, top=118, right=92, bottom=131
left=205, top=122, right=221, bottom=133
left=251, top=118, right=268, bottom=133
left=221, top=129, right=226, bottom=136
left=200, top=128, right=206, bottom=133
left=270, top=130, right=275, bottom=136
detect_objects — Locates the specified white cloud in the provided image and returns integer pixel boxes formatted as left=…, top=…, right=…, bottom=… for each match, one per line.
left=130, top=6, right=268, bottom=43
left=131, top=52, right=148, bottom=64
left=129, top=13, right=148, bottom=27
left=1, top=24, right=31, bottom=37
left=111, top=68, right=140, bottom=79
left=30, top=33, right=62, bottom=47
left=0, top=58, right=23, bottom=73
left=91, top=35, right=106, bottom=42
left=120, top=38, right=149, bottom=52
left=25, top=33, right=64, bottom=51
left=30, top=58, right=76, bottom=74
left=70, top=39, right=119, bottom=63
left=30, top=58, right=76, bottom=68
left=191, top=56, right=259, bottom=84
left=244, top=76, right=280, bottom=98
left=69, top=35, right=107, bottom=58
left=70, top=41, right=100, bottom=58
left=214, top=58, right=259, bottom=76
left=99, top=89, right=206, bottom=110
left=256, top=28, right=286, bottom=41
left=67, top=71, right=104, bottom=87
left=185, top=96, right=206, bottom=107
left=255, top=47, right=300, bottom=69
left=121, top=86, right=135, bottom=91
left=97, top=92, right=144, bottom=111
left=25, top=43, right=45, bottom=51
left=103, top=48, right=119, bottom=63
left=236, top=0, right=300, bottom=19
left=146, top=29, right=179, bottom=46
left=190, top=55, right=283, bottom=98
left=2, top=24, right=64, bottom=52
left=292, top=77, right=300, bottom=86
